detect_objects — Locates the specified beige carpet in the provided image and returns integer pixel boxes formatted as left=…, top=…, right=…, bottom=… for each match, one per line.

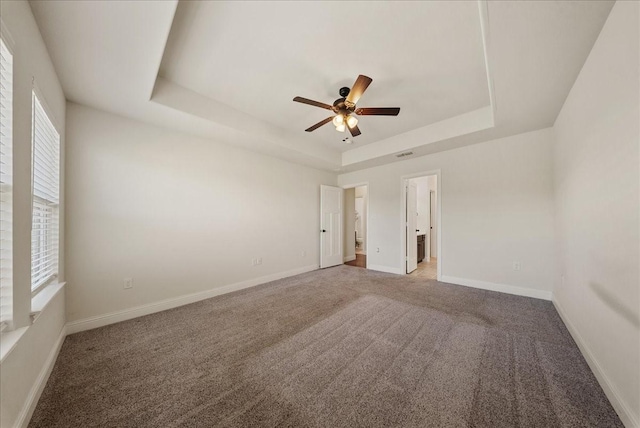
left=30, top=266, right=622, bottom=427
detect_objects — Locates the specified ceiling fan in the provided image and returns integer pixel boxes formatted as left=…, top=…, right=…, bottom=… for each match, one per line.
left=293, top=75, right=400, bottom=138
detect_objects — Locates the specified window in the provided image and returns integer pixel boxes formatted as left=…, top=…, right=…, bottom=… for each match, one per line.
left=31, top=92, right=59, bottom=292
left=0, top=38, right=13, bottom=330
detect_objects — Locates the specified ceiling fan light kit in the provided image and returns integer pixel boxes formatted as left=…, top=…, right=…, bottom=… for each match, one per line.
left=293, top=74, right=400, bottom=140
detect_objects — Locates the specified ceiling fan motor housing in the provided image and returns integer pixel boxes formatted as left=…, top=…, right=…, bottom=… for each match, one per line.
left=339, top=86, right=351, bottom=97
left=332, top=98, right=352, bottom=115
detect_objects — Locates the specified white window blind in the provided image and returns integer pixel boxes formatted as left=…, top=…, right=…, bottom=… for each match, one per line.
left=31, top=92, right=59, bottom=292
left=0, top=38, right=13, bottom=329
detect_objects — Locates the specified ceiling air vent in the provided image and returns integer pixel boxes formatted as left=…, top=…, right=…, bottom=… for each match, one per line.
left=395, top=151, right=414, bottom=158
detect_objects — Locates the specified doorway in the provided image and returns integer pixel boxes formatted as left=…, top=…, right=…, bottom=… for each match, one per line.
left=403, top=173, right=440, bottom=280
left=343, top=184, right=368, bottom=269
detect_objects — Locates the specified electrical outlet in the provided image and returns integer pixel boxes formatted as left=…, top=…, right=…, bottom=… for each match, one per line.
left=257, top=257, right=262, bottom=265
left=376, top=247, right=380, bottom=253
left=123, top=278, right=133, bottom=289
left=301, top=250, right=306, bottom=257
left=251, top=258, right=257, bottom=266
left=512, top=262, right=522, bottom=271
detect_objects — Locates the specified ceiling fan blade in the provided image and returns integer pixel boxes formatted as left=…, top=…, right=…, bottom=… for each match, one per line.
left=348, top=123, right=361, bottom=137
left=346, top=75, right=373, bottom=105
left=305, top=116, right=334, bottom=132
left=293, top=96, right=333, bottom=110
left=355, top=107, right=400, bottom=116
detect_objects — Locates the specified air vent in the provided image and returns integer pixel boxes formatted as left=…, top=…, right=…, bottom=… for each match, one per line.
left=395, top=151, right=414, bottom=158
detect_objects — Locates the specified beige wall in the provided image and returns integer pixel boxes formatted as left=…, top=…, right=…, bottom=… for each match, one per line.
left=553, top=2, right=639, bottom=425
left=338, top=127, right=555, bottom=299
left=64, top=103, right=336, bottom=323
left=0, top=1, right=67, bottom=427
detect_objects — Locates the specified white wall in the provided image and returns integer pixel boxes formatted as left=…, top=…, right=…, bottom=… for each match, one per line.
left=343, top=188, right=356, bottom=261
left=338, top=127, right=555, bottom=299
left=552, top=2, right=639, bottom=426
left=65, top=103, right=336, bottom=323
left=0, top=1, right=67, bottom=427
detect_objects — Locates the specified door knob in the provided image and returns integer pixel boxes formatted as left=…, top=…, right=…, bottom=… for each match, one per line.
left=321, top=229, right=326, bottom=233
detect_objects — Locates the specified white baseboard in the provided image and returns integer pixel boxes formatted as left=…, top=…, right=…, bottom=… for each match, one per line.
left=343, top=255, right=356, bottom=262
left=16, top=325, right=66, bottom=428
left=440, top=275, right=552, bottom=300
left=553, top=297, right=638, bottom=428
left=66, top=264, right=318, bottom=334
left=368, top=264, right=403, bottom=275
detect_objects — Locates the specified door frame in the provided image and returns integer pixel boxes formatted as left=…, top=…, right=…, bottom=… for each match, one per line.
left=400, top=170, right=442, bottom=280
left=340, top=181, right=369, bottom=269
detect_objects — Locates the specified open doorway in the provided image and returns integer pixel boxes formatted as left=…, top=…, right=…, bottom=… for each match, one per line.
left=403, top=173, right=440, bottom=280
left=343, top=184, right=368, bottom=269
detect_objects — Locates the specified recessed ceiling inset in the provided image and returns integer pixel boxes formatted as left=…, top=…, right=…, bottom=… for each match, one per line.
left=159, top=0, right=490, bottom=150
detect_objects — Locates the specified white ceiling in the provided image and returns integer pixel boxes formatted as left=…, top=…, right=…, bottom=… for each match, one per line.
left=29, top=0, right=615, bottom=172
left=159, top=1, right=490, bottom=151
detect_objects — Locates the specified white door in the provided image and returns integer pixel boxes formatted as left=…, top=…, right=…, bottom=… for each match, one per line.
left=430, top=190, right=437, bottom=258
left=406, top=182, right=418, bottom=273
left=320, top=185, right=343, bottom=268
left=426, top=188, right=432, bottom=261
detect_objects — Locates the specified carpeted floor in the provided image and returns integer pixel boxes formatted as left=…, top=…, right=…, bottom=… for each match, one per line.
left=30, top=266, right=622, bottom=427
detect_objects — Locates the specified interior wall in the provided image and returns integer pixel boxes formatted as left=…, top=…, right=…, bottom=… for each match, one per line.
left=343, top=188, right=356, bottom=261
left=552, top=1, right=639, bottom=425
left=338, top=127, right=555, bottom=298
left=64, top=103, right=337, bottom=323
left=0, top=1, right=67, bottom=427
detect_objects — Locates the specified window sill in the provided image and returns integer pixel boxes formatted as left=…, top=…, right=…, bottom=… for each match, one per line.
left=0, top=325, right=28, bottom=362
left=31, top=281, right=65, bottom=322
left=0, top=281, right=65, bottom=362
